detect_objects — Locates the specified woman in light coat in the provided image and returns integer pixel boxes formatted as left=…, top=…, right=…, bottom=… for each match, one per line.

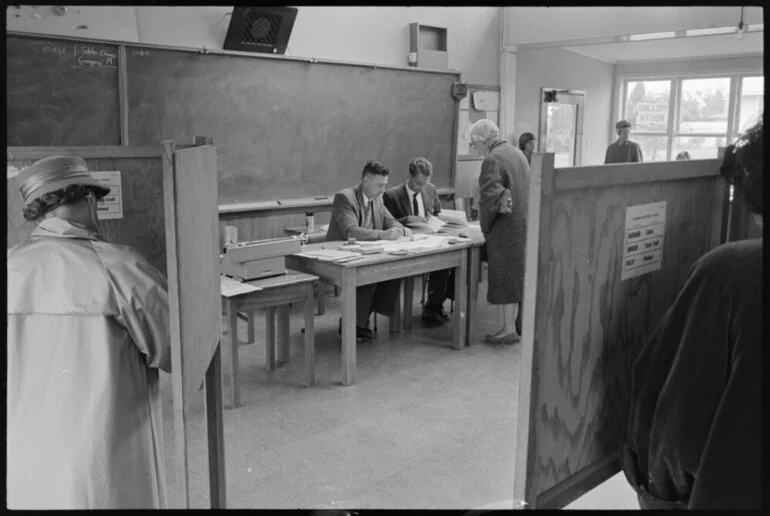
left=7, top=156, right=170, bottom=509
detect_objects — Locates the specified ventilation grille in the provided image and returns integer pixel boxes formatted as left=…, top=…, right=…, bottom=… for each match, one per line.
left=240, top=12, right=282, bottom=47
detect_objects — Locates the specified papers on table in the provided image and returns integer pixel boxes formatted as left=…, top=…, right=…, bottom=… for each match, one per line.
left=384, top=234, right=449, bottom=254
left=438, top=209, right=469, bottom=228
left=220, top=275, right=263, bottom=297
left=295, top=249, right=363, bottom=262
left=408, top=216, right=448, bottom=233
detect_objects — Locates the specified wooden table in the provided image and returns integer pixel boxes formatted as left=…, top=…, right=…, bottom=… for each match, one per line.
left=221, top=270, right=318, bottom=408
left=286, top=239, right=471, bottom=386
left=422, top=223, right=485, bottom=346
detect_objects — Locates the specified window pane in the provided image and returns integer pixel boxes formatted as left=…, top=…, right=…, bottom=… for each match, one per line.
left=672, top=136, right=726, bottom=160
left=738, top=76, right=763, bottom=134
left=625, top=80, right=670, bottom=132
left=632, top=135, right=669, bottom=162
left=546, top=103, right=577, bottom=167
left=678, top=77, right=730, bottom=134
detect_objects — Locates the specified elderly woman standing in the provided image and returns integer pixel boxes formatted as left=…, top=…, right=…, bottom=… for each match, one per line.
left=470, top=119, right=530, bottom=344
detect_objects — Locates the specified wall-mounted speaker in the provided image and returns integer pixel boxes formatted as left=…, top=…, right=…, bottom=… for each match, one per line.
left=223, top=6, right=298, bottom=55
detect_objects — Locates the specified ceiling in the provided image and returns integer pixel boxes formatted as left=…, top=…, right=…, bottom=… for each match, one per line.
left=565, top=31, right=764, bottom=64
left=505, top=6, right=764, bottom=63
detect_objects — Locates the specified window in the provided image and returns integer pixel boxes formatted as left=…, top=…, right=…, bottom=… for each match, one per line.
left=678, top=78, right=730, bottom=134
left=620, top=73, right=762, bottom=162
left=737, top=76, right=764, bottom=135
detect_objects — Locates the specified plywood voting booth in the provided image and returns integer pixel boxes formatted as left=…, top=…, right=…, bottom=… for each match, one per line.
left=515, top=154, right=729, bottom=509
left=7, top=143, right=226, bottom=509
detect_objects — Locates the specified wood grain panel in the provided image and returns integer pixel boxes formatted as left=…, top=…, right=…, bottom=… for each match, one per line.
left=7, top=154, right=167, bottom=275
left=519, top=156, right=728, bottom=508
left=166, top=145, right=222, bottom=406
left=217, top=193, right=454, bottom=244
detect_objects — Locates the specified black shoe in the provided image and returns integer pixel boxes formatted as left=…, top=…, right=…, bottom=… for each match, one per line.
left=357, top=326, right=374, bottom=339
left=422, top=306, right=449, bottom=324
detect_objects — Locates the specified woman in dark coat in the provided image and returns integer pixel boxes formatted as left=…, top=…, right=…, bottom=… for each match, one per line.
left=621, top=118, right=763, bottom=509
left=470, top=119, right=530, bottom=344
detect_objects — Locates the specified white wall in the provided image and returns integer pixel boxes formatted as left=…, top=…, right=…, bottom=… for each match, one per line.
left=514, top=48, right=614, bottom=166
left=7, top=6, right=501, bottom=85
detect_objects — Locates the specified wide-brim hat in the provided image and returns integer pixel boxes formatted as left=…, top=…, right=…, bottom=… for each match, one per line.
left=17, top=155, right=110, bottom=206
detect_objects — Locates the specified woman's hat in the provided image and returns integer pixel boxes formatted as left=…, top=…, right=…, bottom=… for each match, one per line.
left=17, top=155, right=111, bottom=205
left=615, top=119, right=632, bottom=129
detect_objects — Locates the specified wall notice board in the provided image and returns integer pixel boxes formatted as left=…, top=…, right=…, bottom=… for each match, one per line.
left=7, top=34, right=460, bottom=206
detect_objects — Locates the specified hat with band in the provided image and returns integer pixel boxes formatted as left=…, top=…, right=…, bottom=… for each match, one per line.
left=615, top=119, right=632, bottom=129
left=17, top=155, right=110, bottom=206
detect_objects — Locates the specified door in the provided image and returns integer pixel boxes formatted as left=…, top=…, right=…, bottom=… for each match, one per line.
left=539, top=88, right=585, bottom=167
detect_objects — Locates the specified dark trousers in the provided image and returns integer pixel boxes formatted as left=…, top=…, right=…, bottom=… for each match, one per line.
left=356, top=279, right=401, bottom=328
left=425, top=268, right=455, bottom=309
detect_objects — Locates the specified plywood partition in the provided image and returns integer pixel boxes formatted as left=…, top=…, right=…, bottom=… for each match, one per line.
left=7, top=146, right=167, bottom=275
left=515, top=156, right=728, bottom=509
left=217, top=190, right=456, bottom=244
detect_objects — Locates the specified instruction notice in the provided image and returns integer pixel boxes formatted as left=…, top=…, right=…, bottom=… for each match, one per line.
left=621, top=201, right=666, bottom=281
left=90, top=171, right=123, bottom=220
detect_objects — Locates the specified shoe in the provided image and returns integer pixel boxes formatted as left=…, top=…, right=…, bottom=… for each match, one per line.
left=338, top=319, right=373, bottom=340
left=484, top=332, right=521, bottom=345
left=422, top=306, right=449, bottom=324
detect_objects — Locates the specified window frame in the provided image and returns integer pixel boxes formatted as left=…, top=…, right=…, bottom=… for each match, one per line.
left=617, top=71, right=763, bottom=161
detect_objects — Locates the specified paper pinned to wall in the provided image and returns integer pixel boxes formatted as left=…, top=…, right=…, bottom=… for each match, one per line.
left=90, top=171, right=123, bottom=220
left=621, top=201, right=666, bottom=281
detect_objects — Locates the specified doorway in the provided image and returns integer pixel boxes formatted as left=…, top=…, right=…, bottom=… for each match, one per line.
left=539, top=88, right=585, bottom=167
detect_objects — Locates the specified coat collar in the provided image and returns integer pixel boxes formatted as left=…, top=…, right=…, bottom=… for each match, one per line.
left=30, top=216, right=102, bottom=241
left=489, top=139, right=507, bottom=153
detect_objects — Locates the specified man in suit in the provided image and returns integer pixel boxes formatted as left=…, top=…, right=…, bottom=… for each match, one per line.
left=383, top=157, right=454, bottom=324
left=327, top=160, right=412, bottom=342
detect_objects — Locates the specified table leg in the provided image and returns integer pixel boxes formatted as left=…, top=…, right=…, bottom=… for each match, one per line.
left=341, top=276, right=357, bottom=386
left=266, top=307, right=276, bottom=371
left=316, top=282, right=326, bottom=315
left=228, top=301, right=240, bottom=408
left=389, top=281, right=402, bottom=333
left=304, top=293, right=315, bottom=387
left=403, top=276, right=415, bottom=331
left=454, top=254, right=468, bottom=350
left=247, top=310, right=255, bottom=344
left=277, top=304, right=290, bottom=364
left=467, top=247, right=481, bottom=346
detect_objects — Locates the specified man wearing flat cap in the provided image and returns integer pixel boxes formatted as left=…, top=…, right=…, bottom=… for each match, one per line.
left=605, top=119, right=644, bottom=164
left=7, top=156, right=170, bottom=509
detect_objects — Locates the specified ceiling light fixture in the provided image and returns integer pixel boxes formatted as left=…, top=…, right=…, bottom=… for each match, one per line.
left=736, top=6, right=745, bottom=40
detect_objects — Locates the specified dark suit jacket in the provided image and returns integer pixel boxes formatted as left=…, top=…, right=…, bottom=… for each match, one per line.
left=326, top=183, right=402, bottom=242
left=382, top=182, right=441, bottom=223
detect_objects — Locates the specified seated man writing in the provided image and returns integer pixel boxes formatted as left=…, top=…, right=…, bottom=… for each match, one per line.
left=327, top=160, right=412, bottom=342
left=383, top=157, right=454, bottom=324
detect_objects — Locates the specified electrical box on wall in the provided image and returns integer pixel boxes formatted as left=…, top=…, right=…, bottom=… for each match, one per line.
left=408, top=23, right=448, bottom=69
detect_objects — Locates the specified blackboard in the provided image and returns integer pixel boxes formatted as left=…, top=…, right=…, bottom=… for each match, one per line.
left=6, top=36, right=121, bottom=146
left=126, top=47, right=459, bottom=204
left=6, top=34, right=459, bottom=205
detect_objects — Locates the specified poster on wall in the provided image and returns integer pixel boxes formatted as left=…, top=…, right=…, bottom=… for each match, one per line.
left=621, top=201, right=666, bottom=281
left=90, top=171, right=123, bottom=220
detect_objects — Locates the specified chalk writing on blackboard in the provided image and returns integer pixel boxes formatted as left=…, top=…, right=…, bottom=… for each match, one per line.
left=130, top=48, right=151, bottom=57
left=73, top=44, right=117, bottom=69
left=41, top=43, right=68, bottom=56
